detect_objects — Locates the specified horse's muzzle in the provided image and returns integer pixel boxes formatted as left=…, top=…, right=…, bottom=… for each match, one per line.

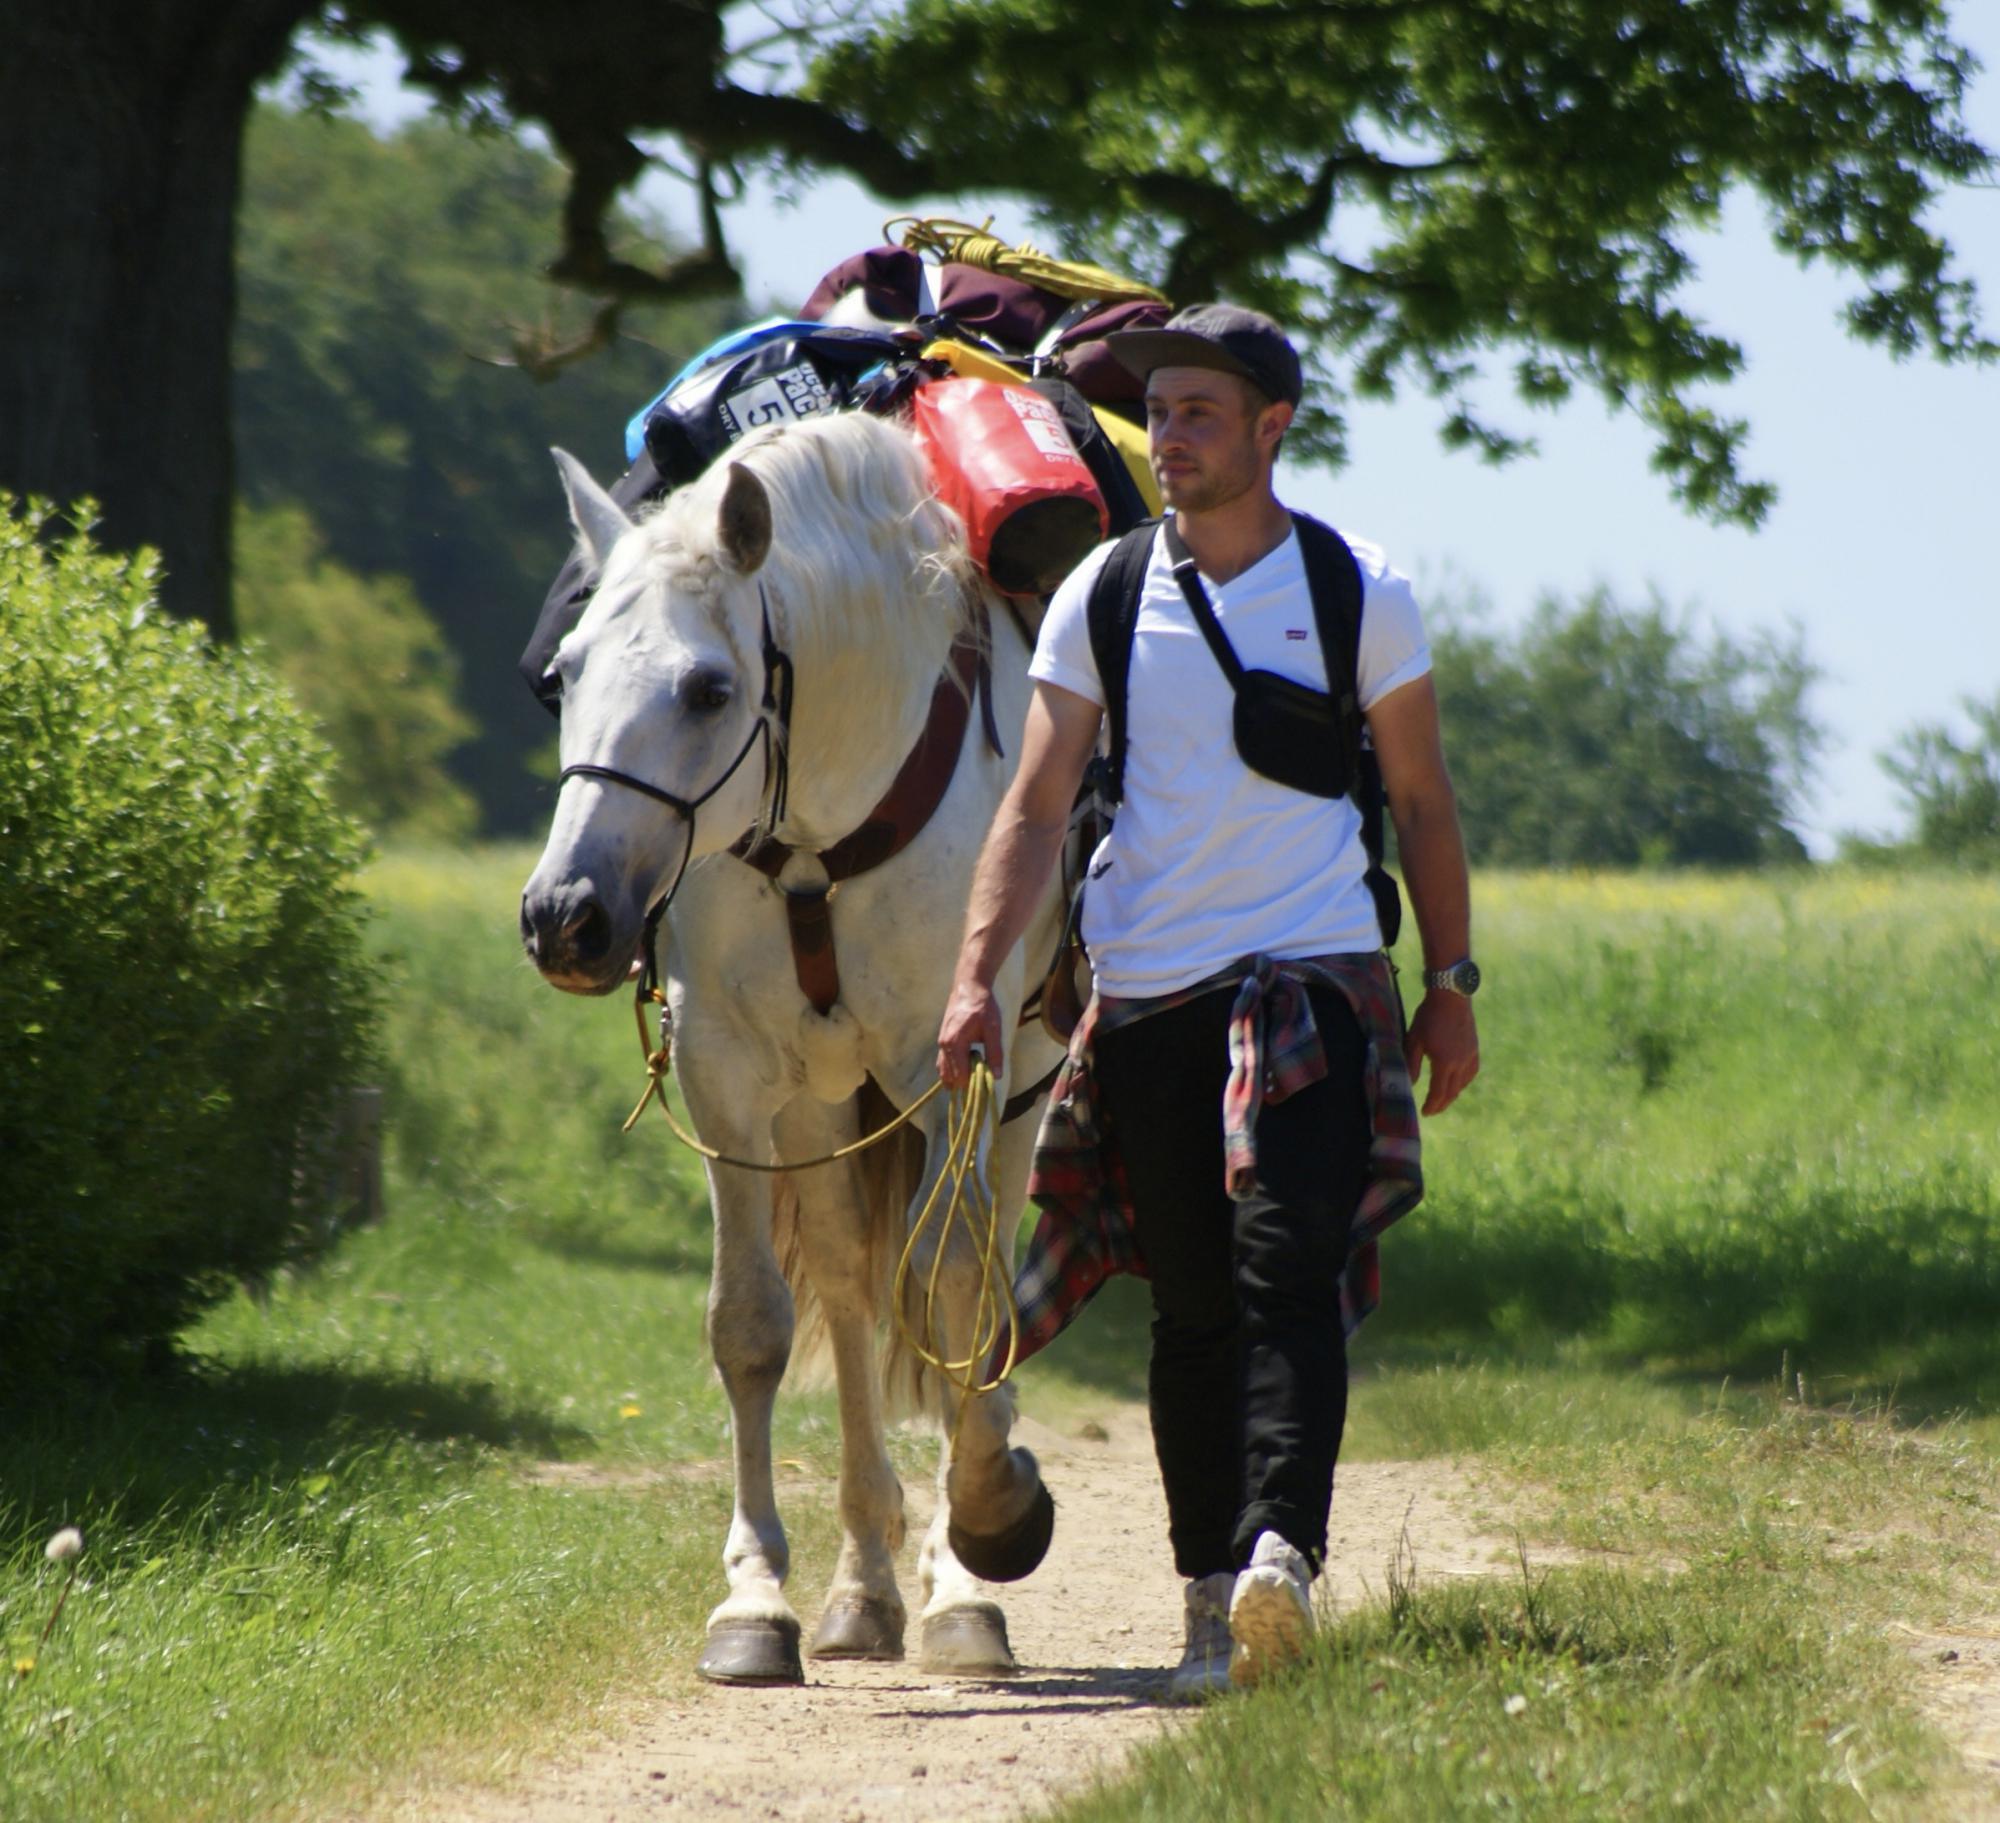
left=520, top=883, right=627, bottom=995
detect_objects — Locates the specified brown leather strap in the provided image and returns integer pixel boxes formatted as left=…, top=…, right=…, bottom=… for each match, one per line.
left=1001, top=1058, right=1062, bottom=1126
left=780, top=886, right=840, bottom=1017
left=731, top=598, right=999, bottom=1014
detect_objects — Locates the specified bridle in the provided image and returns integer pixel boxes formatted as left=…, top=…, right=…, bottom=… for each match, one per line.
left=556, top=585, right=796, bottom=992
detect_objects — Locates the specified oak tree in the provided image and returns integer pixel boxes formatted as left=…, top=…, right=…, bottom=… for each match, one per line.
left=2, top=0, right=1988, bottom=635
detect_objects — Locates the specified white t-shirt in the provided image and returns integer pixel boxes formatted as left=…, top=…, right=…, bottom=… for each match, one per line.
left=1029, top=521, right=1431, bottom=997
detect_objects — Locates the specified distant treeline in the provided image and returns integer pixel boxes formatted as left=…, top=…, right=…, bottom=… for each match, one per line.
left=232, top=102, right=1996, bottom=866
left=233, top=101, right=739, bottom=834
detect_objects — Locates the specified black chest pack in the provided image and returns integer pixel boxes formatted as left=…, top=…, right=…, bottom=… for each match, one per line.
left=1085, top=511, right=1402, bottom=947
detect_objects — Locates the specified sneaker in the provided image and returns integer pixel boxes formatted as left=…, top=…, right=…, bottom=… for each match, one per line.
left=1168, top=1572, right=1235, bottom=1703
left=1228, top=1530, right=1314, bottom=1687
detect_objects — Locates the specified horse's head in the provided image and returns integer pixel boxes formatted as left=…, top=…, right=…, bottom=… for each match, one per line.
left=520, top=447, right=782, bottom=994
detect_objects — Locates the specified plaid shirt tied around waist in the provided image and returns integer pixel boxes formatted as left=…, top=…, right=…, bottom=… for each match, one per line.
left=1008, top=950, right=1423, bottom=1370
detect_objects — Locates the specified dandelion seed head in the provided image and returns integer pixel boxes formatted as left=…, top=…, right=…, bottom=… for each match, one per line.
left=1503, top=1693, right=1528, bottom=1716
left=44, top=1528, right=83, bottom=1564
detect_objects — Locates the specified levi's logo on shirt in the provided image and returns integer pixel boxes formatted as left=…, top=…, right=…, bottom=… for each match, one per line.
left=1285, top=629, right=1309, bottom=640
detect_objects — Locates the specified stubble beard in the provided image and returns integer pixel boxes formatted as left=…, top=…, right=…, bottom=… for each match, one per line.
left=1155, top=446, right=1261, bottom=516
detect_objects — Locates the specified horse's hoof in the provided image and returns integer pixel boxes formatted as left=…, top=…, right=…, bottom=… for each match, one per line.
left=920, top=1601, right=1016, bottom=1676
left=696, top=1618, right=804, bottom=1686
left=949, top=1477, right=1055, bottom=1584
left=809, top=1596, right=905, bottom=1661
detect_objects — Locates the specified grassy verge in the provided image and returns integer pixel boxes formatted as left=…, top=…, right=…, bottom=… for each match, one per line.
left=1373, top=869, right=2000, bottom=1434
left=0, top=845, right=851, bottom=1822
left=1058, top=1381, right=2000, bottom=1820
left=3, top=854, right=1995, bottom=1819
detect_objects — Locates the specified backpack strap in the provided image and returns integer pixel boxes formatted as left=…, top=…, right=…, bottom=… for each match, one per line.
left=1084, top=518, right=1161, bottom=805
left=1293, top=512, right=1402, bottom=948
left=1084, top=510, right=1404, bottom=950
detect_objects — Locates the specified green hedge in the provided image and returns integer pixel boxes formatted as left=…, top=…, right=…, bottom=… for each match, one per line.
left=0, top=501, right=381, bottom=1381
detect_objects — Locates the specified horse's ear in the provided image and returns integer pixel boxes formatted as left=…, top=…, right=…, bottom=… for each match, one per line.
left=552, top=447, right=633, bottom=572
left=717, top=463, right=772, bottom=575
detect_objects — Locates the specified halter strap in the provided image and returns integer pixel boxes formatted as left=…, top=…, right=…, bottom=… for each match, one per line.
left=557, top=588, right=794, bottom=997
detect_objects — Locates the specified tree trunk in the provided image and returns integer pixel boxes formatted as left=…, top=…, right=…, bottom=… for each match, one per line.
left=0, top=2, right=310, bottom=639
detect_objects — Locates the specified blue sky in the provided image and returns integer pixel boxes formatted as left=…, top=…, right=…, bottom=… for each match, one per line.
left=320, top=12, right=1998, bottom=853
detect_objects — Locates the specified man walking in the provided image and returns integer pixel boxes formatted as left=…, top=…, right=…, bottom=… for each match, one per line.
left=937, top=305, right=1479, bottom=1697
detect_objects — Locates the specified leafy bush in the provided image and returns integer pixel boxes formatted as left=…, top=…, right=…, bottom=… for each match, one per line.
left=235, top=502, right=479, bottom=838
left=1879, top=690, right=2000, bottom=867
left=0, top=500, right=381, bottom=1382
left=1431, top=590, right=1822, bottom=866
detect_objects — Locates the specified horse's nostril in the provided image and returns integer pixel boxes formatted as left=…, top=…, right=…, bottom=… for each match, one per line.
left=565, top=899, right=611, bottom=964
left=519, top=897, right=540, bottom=959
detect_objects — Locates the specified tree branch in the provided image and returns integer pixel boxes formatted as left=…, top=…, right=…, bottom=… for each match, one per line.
left=471, top=299, right=627, bottom=382
left=541, top=125, right=739, bottom=304
left=700, top=84, right=938, bottom=199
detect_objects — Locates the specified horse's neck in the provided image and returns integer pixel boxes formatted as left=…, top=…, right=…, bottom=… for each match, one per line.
left=777, top=638, right=950, bottom=847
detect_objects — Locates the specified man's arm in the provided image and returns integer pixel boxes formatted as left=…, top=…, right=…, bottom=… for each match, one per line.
left=937, top=679, right=1103, bottom=1086
left=1366, top=674, right=1480, bottom=1116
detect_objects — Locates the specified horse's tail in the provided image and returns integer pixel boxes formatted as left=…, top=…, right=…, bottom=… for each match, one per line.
left=857, top=1078, right=935, bottom=1418
left=767, top=1075, right=934, bottom=1415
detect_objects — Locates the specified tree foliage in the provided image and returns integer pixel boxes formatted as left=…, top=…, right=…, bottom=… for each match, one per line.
left=0, top=499, right=380, bottom=1382
left=234, top=102, right=741, bottom=827
left=811, top=0, right=1992, bottom=520
left=1878, top=691, right=2000, bottom=865
left=1431, top=591, right=1823, bottom=866
left=235, top=501, right=479, bottom=839
left=5, top=4, right=1989, bottom=642
left=296, top=0, right=1993, bottom=528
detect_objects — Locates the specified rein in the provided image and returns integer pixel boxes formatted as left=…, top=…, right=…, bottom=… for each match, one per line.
left=623, top=989, right=1019, bottom=1413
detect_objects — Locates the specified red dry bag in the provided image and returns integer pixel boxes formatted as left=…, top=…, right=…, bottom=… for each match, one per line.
left=910, top=377, right=1108, bottom=596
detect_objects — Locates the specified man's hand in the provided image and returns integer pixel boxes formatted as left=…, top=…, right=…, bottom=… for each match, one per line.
left=937, top=976, right=1006, bottom=1089
left=1404, top=990, right=1479, bottom=1116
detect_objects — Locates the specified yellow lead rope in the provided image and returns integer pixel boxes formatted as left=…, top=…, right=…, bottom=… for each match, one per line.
left=893, top=1053, right=1020, bottom=1416
left=625, top=989, right=1019, bottom=1416
left=885, top=215, right=1168, bottom=306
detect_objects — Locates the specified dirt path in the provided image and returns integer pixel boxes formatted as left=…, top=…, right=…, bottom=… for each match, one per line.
left=392, top=1401, right=1573, bottom=1823
left=1897, top=1621, right=2000, bottom=1819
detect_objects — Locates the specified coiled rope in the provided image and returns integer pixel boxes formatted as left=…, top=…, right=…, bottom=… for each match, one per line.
left=624, top=986, right=1018, bottom=1414
left=886, top=215, right=1167, bottom=306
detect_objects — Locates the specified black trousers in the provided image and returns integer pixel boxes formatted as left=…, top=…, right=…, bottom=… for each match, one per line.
left=1092, top=981, right=1371, bottom=1579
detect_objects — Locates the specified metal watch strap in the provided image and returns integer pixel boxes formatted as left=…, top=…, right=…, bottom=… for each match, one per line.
left=1423, top=958, right=1480, bottom=995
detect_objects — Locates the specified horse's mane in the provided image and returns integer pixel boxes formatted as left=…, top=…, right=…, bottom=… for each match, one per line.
left=642, top=413, right=975, bottom=744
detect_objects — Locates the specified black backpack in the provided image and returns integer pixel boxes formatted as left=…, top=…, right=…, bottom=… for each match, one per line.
left=1083, top=513, right=1402, bottom=947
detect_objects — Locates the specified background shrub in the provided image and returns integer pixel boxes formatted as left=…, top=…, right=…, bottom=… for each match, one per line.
left=235, top=500, right=478, bottom=839
left=0, top=499, right=381, bottom=1383
left=1430, top=590, right=1822, bottom=867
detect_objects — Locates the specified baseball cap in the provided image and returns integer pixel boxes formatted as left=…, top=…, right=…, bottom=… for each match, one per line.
left=1104, top=303, right=1303, bottom=408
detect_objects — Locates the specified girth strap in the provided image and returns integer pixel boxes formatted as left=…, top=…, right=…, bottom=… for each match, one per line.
left=732, top=599, right=999, bottom=1015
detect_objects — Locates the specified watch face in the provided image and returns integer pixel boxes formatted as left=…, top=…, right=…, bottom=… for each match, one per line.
left=1456, top=959, right=1481, bottom=995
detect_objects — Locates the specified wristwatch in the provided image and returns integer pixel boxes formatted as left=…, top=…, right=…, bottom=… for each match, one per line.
left=1422, top=958, right=1481, bottom=997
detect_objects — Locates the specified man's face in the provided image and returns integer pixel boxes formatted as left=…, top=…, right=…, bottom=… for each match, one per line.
left=1144, top=367, right=1290, bottom=513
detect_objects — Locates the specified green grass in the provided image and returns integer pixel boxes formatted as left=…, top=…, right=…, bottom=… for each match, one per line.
left=1367, top=869, right=2000, bottom=1429
left=4, top=853, right=1997, bottom=1820
left=0, top=844, right=848, bottom=1822
left=1062, top=1382, right=2000, bottom=1821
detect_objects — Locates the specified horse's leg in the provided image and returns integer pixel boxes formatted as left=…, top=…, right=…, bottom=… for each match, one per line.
left=692, top=1084, right=805, bottom=1687
left=906, top=1097, right=1054, bottom=1674
left=771, top=1096, right=908, bottom=1662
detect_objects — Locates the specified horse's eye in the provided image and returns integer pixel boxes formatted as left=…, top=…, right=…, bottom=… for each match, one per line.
left=689, top=674, right=733, bottom=714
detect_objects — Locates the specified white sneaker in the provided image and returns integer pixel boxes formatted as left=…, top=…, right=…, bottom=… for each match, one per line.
left=1228, top=1530, right=1315, bottom=1687
left=1167, top=1572, right=1235, bottom=1703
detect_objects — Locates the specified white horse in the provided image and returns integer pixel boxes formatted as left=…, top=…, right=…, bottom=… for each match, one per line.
left=520, top=412, right=1069, bottom=1683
